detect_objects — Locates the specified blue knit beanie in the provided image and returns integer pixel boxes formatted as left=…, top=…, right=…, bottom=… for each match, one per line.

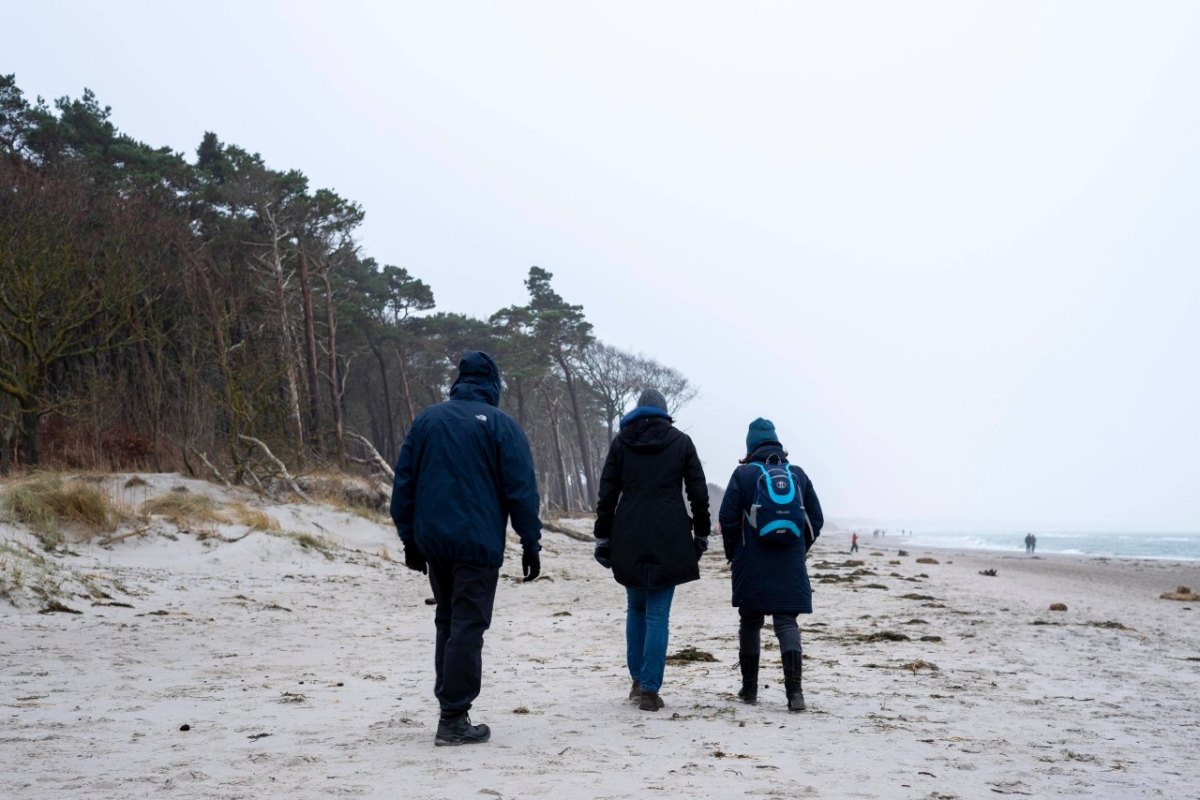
left=745, top=417, right=778, bottom=453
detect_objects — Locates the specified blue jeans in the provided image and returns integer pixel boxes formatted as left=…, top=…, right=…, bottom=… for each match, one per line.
left=626, top=586, right=675, bottom=693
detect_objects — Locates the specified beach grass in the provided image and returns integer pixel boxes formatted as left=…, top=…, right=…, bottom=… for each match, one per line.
left=1, top=473, right=122, bottom=547
left=140, top=490, right=228, bottom=527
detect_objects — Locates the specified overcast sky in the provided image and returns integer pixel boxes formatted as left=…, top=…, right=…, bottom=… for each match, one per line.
left=8, top=1, right=1199, bottom=531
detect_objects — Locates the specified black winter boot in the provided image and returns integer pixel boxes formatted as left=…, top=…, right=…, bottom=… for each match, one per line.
left=638, top=690, right=664, bottom=711
left=782, top=651, right=805, bottom=712
left=435, top=712, right=491, bottom=746
left=738, top=653, right=759, bottom=704
left=628, top=679, right=641, bottom=703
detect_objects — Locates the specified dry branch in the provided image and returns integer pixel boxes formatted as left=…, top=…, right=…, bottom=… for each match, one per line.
left=542, top=518, right=593, bottom=543
left=98, top=524, right=152, bottom=547
left=347, top=431, right=394, bottom=480
left=189, top=446, right=232, bottom=489
left=237, top=435, right=311, bottom=502
left=243, top=467, right=267, bottom=496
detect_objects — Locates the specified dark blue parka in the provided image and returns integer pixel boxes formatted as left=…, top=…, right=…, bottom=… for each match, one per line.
left=390, top=352, right=541, bottom=567
left=718, top=443, right=823, bottom=613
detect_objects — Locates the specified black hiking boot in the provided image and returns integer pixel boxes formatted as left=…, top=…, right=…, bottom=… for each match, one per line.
left=783, top=650, right=805, bottom=712
left=738, top=653, right=759, bottom=704
left=435, top=712, right=491, bottom=746
left=628, top=679, right=641, bottom=703
left=638, top=690, right=664, bottom=712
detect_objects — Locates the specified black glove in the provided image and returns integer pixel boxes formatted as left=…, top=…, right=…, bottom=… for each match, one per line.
left=694, top=536, right=709, bottom=559
left=594, top=538, right=612, bottom=569
left=403, top=543, right=427, bottom=574
left=522, top=548, right=541, bottom=582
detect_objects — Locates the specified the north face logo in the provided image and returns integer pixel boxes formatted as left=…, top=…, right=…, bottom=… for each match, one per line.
left=475, top=414, right=488, bottom=422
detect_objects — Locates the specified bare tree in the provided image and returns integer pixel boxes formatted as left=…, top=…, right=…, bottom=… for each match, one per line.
left=254, top=202, right=306, bottom=455
left=580, top=341, right=644, bottom=439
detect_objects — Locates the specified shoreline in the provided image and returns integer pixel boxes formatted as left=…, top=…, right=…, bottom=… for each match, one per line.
left=823, top=530, right=1200, bottom=605
left=833, top=528, right=1200, bottom=563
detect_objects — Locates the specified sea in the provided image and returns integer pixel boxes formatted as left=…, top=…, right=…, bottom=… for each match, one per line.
left=864, top=529, right=1200, bottom=561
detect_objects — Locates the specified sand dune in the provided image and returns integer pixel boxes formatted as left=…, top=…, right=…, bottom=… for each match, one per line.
left=3, top=475, right=1198, bottom=799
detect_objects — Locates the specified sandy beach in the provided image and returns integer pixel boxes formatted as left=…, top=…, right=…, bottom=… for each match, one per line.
left=3, top=475, right=1199, bottom=799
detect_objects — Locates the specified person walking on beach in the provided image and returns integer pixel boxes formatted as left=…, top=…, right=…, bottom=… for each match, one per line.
left=1024, top=533, right=1033, bottom=553
left=719, top=418, right=823, bottom=711
left=1030, top=534, right=1037, bottom=554
left=593, top=388, right=710, bottom=712
left=390, top=351, right=542, bottom=746
left=850, top=532, right=859, bottom=553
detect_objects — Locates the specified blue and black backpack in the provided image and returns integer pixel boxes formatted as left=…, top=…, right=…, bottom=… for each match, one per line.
left=745, top=456, right=810, bottom=547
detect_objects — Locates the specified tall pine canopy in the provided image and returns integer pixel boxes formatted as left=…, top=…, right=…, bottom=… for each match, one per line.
left=0, top=75, right=694, bottom=511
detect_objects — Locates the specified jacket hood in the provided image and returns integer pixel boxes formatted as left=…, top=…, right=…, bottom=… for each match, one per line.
left=619, top=405, right=673, bottom=429
left=744, top=442, right=788, bottom=464
left=450, top=350, right=501, bottom=407
left=618, top=413, right=679, bottom=453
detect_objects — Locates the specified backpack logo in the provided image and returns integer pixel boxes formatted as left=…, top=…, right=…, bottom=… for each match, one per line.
left=475, top=414, right=488, bottom=422
left=746, top=461, right=808, bottom=547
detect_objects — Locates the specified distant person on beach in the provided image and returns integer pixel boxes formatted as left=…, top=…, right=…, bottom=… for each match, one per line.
left=1030, top=534, right=1037, bottom=554
left=593, top=388, right=710, bottom=712
left=390, top=351, right=542, bottom=747
left=850, top=532, right=859, bottom=553
left=718, top=418, right=824, bottom=712
left=1024, top=533, right=1033, bottom=553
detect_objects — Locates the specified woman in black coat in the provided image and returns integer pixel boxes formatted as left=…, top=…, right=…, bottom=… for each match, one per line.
left=593, top=389, right=710, bottom=712
left=718, top=418, right=823, bottom=711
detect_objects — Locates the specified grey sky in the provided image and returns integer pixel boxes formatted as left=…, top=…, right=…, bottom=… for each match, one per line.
left=8, top=1, right=1199, bottom=530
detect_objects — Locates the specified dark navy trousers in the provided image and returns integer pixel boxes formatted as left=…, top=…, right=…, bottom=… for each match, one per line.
left=427, top=555, right=499, bottom=715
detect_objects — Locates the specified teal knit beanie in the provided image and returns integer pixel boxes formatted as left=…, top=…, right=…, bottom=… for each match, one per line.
left=745, top=418, right=778, bottom=453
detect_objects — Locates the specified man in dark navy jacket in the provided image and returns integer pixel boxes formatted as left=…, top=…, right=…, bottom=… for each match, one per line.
left=391, top=351, right=542, bottom=746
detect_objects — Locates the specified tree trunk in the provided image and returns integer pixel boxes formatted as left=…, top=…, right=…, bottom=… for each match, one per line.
left=395, top=345, right=418, bottom=426
left=0, top=423, right=12, bottom=476
left=320, top=269, right=345, bottom=463
left=20, top=397, right=39, bottom=466
left=541, top=386, right=571, bottom=513
left=557, top=357, right=596, bottom=508
left=193, top=257, right=241, bottom=472
left=567, top=440, right=588, bottom=511
left=262, top=211, right=305, bottom=457
left=368, top=339, right=396, bottom=457
left=131, top=304, right=164, bottom=472
left=296, top=250, right=323, bottom=451
left=515, top=381, right=527, bottom=429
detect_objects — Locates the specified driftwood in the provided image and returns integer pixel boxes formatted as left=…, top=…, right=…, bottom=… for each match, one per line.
left=347, top=431, right=394, bottom=481
left=542, top=518, right=593, bottom=543
left=189, top=447, right=232, bottom=489
left=237, top=435, right=311, bottom=502
left=98, top=524, right=152, bottom=547
left=1160, top=586, right=1200, bottom=601
left=243, top=467, right=267, bottom=495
